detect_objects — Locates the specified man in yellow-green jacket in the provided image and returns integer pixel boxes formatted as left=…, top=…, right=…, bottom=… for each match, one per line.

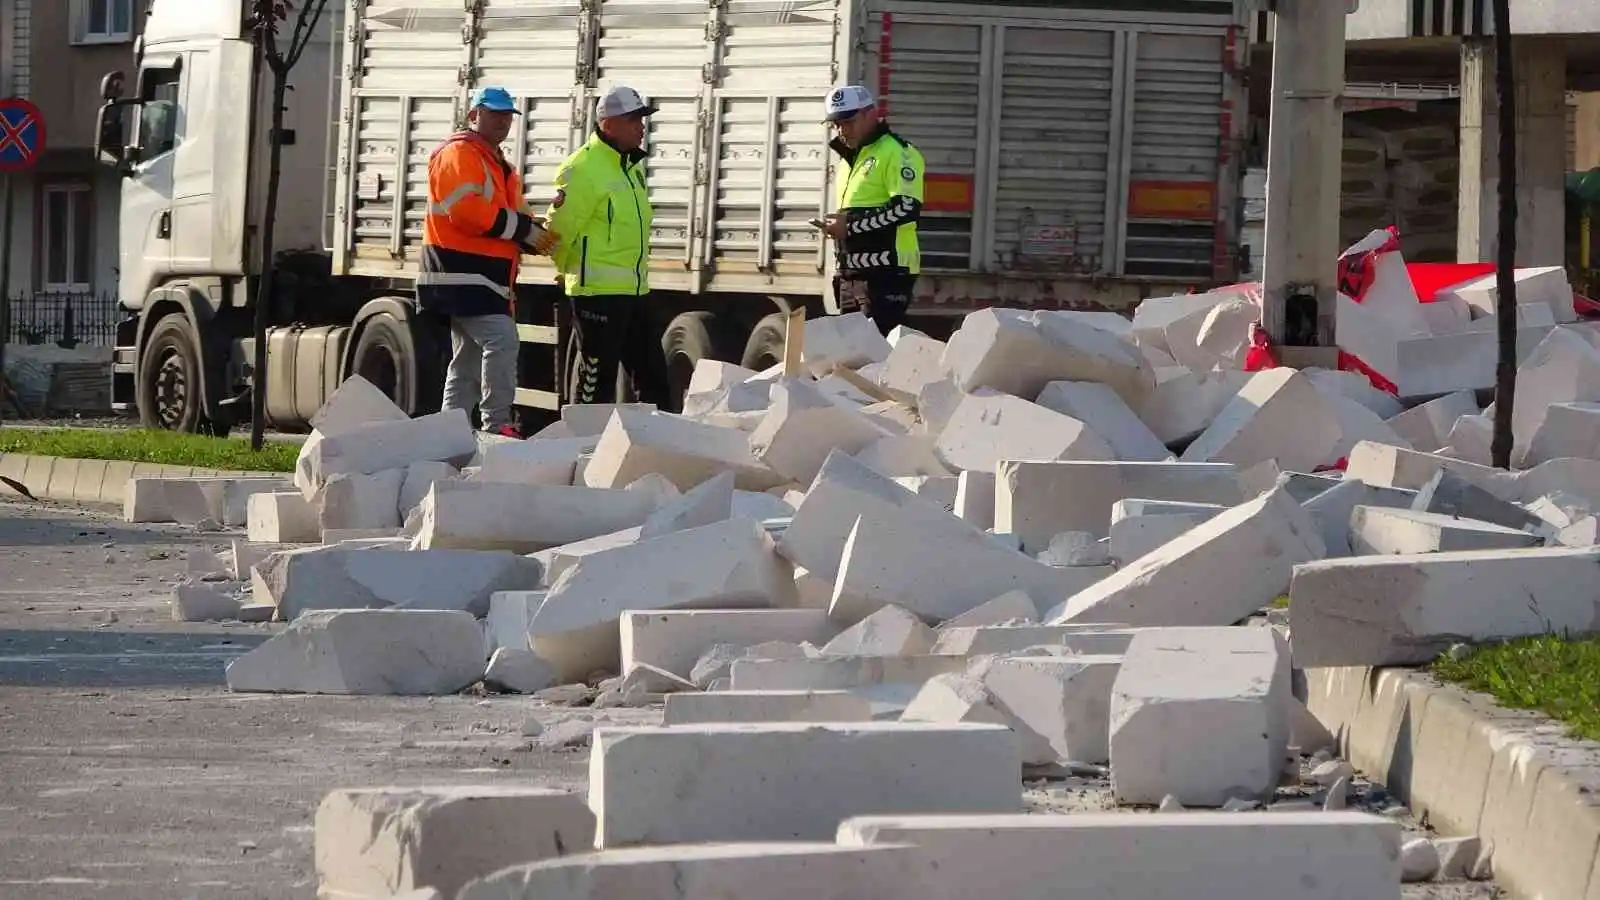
left=546, top=85, right=660, bottom=406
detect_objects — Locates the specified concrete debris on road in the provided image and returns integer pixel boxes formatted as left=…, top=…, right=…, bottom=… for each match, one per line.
left=105, top=255, right=1593, bottom=896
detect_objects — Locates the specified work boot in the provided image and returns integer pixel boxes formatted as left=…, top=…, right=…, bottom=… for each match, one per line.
left=493, top=424, right=523, bottom=440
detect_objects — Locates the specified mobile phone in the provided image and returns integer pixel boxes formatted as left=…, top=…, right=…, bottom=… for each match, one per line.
left=808, top=217, right=826, bottom=229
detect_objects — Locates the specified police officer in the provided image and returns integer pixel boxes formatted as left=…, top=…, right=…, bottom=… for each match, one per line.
left=419, top=86, right=557, bottom=438
left=545, top=85, right=661, bottom=406
left=822, top=85, right=925, bottom=336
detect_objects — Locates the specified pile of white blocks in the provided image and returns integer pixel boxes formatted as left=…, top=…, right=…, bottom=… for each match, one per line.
left=150, top=253, right=1600, bottom=896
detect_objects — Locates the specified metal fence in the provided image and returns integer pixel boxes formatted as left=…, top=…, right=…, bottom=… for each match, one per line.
left=4, top=290, right=121, bottom=347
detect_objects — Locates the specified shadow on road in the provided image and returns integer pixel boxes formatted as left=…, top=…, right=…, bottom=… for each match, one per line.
left=0, top=628, right=266, bottom=687
left=0, top=509, right=216, bottom=549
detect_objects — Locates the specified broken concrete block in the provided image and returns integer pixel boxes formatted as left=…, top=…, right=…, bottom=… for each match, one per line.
left=457, top=842, right=930, bottom=900
left=953, top=470, right=996, bottom=531
left=1411, top=467, right=1541, bottom=531
left=730, top=655, right=967, bottom=691
left=410, top=480, right=656, bottom=553
left=801, top=312, right=892, bottom=372
left=1349, top=506, right=1542, bottom=555
left=315, top=467, right=404, bottom=532
left=830, top=511, right=1110, bottom=626
left=820, top=605, right=935, bottom=656
left=398, top=460, right=457, bottom=517
left=935, top=393, right=1115, bottom=474
left=471, top=436, right=595, bottom=486
left=1053, top=485, right=1324, bottom=627
left=938, top=590, right=1038, bottom=629
left=485, top=590, right=544, bottom=652
left=1180, top=368, right=1344, bottom=473
left=749, top=379, right=890, bottom=485
left=227, top=609, right=487, bottom=695
left=1131, top=289, right=1240, bottom=356
left=171, top=582, right=244, bottom=622
left=995, top=460, right=1242, bottom=551
left=485, top=647, right=556, bottom=693
left=534, top=528, right=643, bottom=585
left=1108, top=499, right=1224, bottom=566
left=253, top=545, right=542, bottom=620
left=791, top=566, right=832, bottom=610
left=314, top=786, right=593, bottom=899
left=587, top=722, right=1022, bottom=846
left=1289, top=546, right=1600, bottom=666
left=1109, top=627, right=1290, bottom=806
left=584, top=407, right=785, bottom=492
left=613, top=663, right=697, bottom=704
left=892, top=474, right=959, bottom=513
left=663, top=690, right=874, bottom=726
left=296, top=408, right=477, bottom=497
left=1521, top=401, right=1600, bottom=468
left=1136, top=369, right=1250, bottom=446
left=639, top=470, right=733, bottom=539
left=1302, top=479, right=1417, bottom=557
left=1392, top=325, right=1553, bottom=399
left=247, top=491, right=320, bottom=543
left=1304, top=368, right=1405, bottom=420
left=1442, top=265, right=1577, bottom=324
left=531, top=519, right=791, bottom=681
left=1322, top=393, right=1413, bottom=462
left=914, top=377, right=976, bottom=438
left=875, top=330, right=947, bottom=402
left=981, top=654, right=1124, bottom=765
left=1386, top=390, right=1480, bottom=451
left=1035, top=531, right=1112, bottom=567
left=900, top=672, right=1014, bottom=734
left=1035, top=381, right=1170, bottom=462
left=620, top=608, right=834, bottom=678
left=560, top=403, right=657, bottom=438
left=127, top=476, right=293, bottom=526
left=1162, top=292, right=1258, bottom=373
left=943, top=307, right=1153, bottom=405
left=931, top=625, right=1137, bottom=658
left=836, top=811, right=1402, bottom=900
left=732, top=489, right=795, bottom=523
left=689, top=640, right=809, bottom=688
left=1343, top=440, right=1499, bottom=492
left=1442, top=413, right=1493, bottom=465
left=311, top=375, right=409, bottom=437
left=854, top=435, right=948, bottom=478
left=687, top=359, right=762, bottom=396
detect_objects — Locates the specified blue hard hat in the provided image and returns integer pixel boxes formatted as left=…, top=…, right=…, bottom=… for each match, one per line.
left=470, top=86, right=519, bottom=114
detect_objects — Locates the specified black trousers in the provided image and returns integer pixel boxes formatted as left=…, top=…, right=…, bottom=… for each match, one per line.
left=833, top=270, right=917, bottom=337
left=567, top=294, right=670, bottom=407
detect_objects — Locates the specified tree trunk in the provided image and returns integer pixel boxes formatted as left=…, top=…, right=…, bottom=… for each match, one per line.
left=250, top=75, right=290, bottom=450
left=1489, top=0, right=1518, bottom=470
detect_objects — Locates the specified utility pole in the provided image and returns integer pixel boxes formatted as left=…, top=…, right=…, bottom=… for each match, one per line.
left=1260, top=0, right=1352, bottom=359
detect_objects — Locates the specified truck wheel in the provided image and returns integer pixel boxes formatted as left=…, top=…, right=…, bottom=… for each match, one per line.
left=741, top=312, right=790, bottom=371
left=351, top=311, right=438, bottom=417
left=661, top=311, right=729, bottom=409
left=138, top=313, right=205, bottom=433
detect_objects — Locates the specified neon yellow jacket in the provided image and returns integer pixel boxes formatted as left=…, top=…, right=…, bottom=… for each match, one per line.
left=546, top=133, right=654, bottom=297
left=831, top=124, right=925, bottom=276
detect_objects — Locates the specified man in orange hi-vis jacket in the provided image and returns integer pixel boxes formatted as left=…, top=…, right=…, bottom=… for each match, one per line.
left=419, top=86, right=558, bottom=438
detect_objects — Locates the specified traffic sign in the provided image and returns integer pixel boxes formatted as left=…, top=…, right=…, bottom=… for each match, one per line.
left=0, top=98, right=46, bottom=173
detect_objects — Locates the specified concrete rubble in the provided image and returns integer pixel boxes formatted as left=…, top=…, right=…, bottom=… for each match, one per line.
left=201, top=280, right=1597, bottom=897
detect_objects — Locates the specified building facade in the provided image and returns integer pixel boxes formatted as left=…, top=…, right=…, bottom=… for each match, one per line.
left=2, top=0, right=139, bottom=345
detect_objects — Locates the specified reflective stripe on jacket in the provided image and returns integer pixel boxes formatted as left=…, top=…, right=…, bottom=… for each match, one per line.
left=831, top=124, right=925, bottom=277
left=420, top=131, right=539, bottom=317
left=545, top=132, right=653, bottom=297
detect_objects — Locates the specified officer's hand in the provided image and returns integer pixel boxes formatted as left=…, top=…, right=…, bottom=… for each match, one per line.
left=524, top=225, right=559, bottom=256
left=822, top=213, right=847, bottom=240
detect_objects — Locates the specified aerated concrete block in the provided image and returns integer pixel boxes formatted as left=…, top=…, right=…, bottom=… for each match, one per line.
left=1322, top=393, right=1413, bottom=460
left=1035, top=381, right=1170, bottom=462
left=934, top=393, right=1114, bottom=475
left=171, top=582, right=244, bottom=622
left=687, top=359, right=762, bottom=396
left=226, top=609, right=488, bottom=695
left=295, top=408, right=477, bottom=496
left=801, top=312, right=892, bottom=372
left=1136, top=369, right=1250, bottom=446
left=1521, top=401, right=1600, bottom=468
left=1392, top=325, right=1553, bottom=399
left=1350, top=505, right=1542, bottom=555
left=730, top=655, right=967, bottom=691
left=620, top=608, right=834, bottom=678
left=1109, top=627, right=1291, bottom=806
left=534, top=528, right=643, bottom=585
left=484, top=647, right=556, bottom=693
left=1385, top=390, right=1480, bottom=451
left=410, top=480, right=656, bottom=553
left=531, top=519, right=791, bottom=680
left=1053, top=485, right=1324, bottom=628
left=1304, top=367, right=1405, bottom=419
left=1511, top=328, right=1600, bottom=462
left=247, top=491, right=320, bottom=543
left=663, top=690, right=874, bottom=726
left=315, top=786, right=593, bottom=899
left=854, top=435, right=949, bottom=478
left=253, top=545, right=542, bottom=620
left=1108, top=500, right=1224, bottom=565
left=820, top=605, right=934, bottom=656
left=587, top=722, right=1022, bottom=846
left=836, top=812, right=1403, bottom=900
left=1343, top=440, right=1500, bottom=491
left=930, top=625, right=1137, bottom=658
left=953, top=470, right=996, bottom=530
left=639, top=470, right=733, bottom=539
left=399, top=460, right=458, bottom=517
left=485, top=590, right=545, bottom=652
left=995, top=460, right=1242, bottom=552
left=750, top=379, right=890, bottom=484
left=315, top=467, right=404, bottom=532
left=943, top=308, right=1153, bottom=405
left=875, top=330, right=947, bottom=402
left=1442, top=265, right=1577, bottom=323
left=1180, top=367, right=1344, bottom=473
left=560, top=403, right=657, bottom=438
left=457, top=842, right=931, bottom=900
left=937, top=590, right=1038, bottom=629
left=1289, top=546, right=1600, bottom=666
left=1301, top=479, right=1418, bottom=557
left=981, top=653, right=1123, bottom=765
left=472, top=436, right=595, bottom=486
left=311, top=374, right=408, bottom=436
left=584, top=407, right=785, bottom=491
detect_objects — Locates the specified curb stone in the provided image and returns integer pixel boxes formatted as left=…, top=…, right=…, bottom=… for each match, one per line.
left=1307, top=665, right=1600, bottom=900
left=0, top=452, right=267, bottom=506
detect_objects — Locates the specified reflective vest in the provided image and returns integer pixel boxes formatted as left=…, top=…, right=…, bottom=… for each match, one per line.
left=419, top=131, right=538, bottom=317
left=545, top=133, right=654, bottom=297
left=832, top=126, right=925, bottom=276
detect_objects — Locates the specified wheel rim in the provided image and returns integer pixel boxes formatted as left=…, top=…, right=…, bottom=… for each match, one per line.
left=153, top=348, right=189, bottom=430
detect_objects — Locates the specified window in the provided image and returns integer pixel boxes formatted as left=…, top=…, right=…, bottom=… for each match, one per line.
left=134, top=65, right=181, bottom=161
left=40, top=184, right=94, bottom=293
left=73, top=0, right=135, bottom=45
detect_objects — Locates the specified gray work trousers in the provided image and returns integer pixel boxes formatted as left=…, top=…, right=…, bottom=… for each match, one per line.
left=441, top=313, right=518, bottom=432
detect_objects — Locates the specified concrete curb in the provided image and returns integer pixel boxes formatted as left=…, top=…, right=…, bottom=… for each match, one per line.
left=1306, top=665, right=1600, bottom=900
left=0, top=452, right=274, bottom=507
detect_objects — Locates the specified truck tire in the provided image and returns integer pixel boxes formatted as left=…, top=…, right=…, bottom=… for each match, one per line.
left=661, top=311, right=732, bottom=410
left=741, top=312, right=790, bottom=371
left=351, top=310, right=441, bottom=417
left=138, top=313, right=206, bottom=433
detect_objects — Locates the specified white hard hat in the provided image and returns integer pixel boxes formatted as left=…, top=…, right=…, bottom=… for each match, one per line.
left=824, top=85, right=875, bottom=122
left=597, top=85, right=659, bottom=119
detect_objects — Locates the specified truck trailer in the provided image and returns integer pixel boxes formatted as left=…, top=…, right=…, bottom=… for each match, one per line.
left=93, top=0, right=1249, bottom=433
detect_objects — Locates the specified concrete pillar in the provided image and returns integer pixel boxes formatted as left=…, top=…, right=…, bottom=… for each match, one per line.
left=1458, top=37, right=1568, bottom=267
left=1576, top=92, right=1600, bottom=172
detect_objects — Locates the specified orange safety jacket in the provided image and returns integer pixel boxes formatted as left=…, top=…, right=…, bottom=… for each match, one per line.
left=419, top=130, right=540, bottom=318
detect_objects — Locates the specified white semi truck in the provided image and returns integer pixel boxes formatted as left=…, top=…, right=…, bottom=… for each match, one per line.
left=94, top=0, right=1249, bottom=432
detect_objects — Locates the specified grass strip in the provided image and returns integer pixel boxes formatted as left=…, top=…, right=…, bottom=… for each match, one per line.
left=1433, top=633, right=1600, bottom=742
left=0, top=428, right=297, bottom=473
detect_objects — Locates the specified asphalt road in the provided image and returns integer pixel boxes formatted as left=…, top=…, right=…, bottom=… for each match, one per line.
left=0, top=499, right=597, bottom=899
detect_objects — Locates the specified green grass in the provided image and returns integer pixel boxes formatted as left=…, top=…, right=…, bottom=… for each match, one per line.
left=1270, top=594, right=1290, bottom=609
left=0, top=428, right=297, bottom=473
left=1433, top=634, right=1600, bottom=742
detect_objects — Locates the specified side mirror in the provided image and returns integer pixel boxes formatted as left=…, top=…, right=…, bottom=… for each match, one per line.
left=100, top=70, right=126, bottom=101
left=95, top=99, right=133, bottom=171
